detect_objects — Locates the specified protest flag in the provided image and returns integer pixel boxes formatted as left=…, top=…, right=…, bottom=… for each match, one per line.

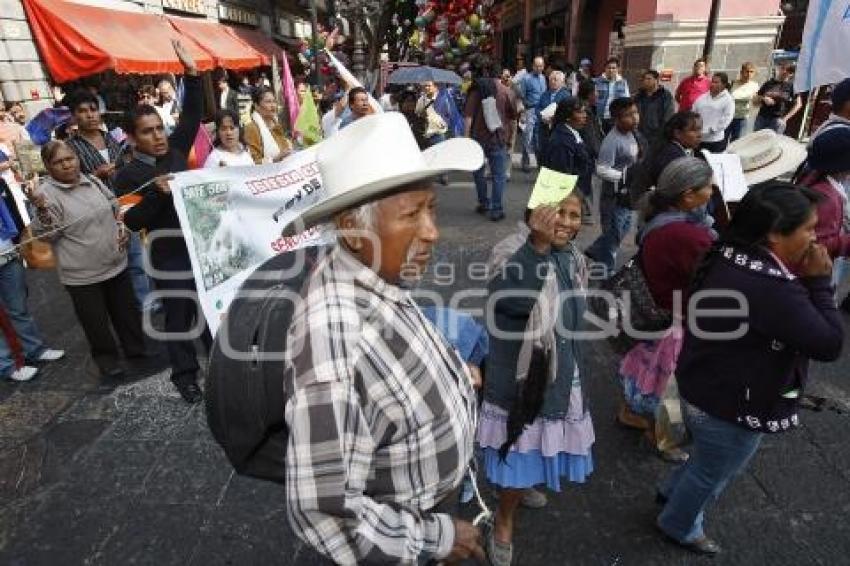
left=324, top=49, right=383, bottom=114
left=295, top=91, right=322, bottom=147
left=795, top=0, right=850, bottom=92
left=325, top=49, right=360, bottom=88
left=281, top=52, right=300, bottom=133
left=187, top=124, right=214, bottom=169
left=271, top=54, right=282, bottom=105
left=24, top=107, right=71, bottom=145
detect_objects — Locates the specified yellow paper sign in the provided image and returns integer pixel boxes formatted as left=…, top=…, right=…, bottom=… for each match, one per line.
left=528, top=167, right=578, bottom=209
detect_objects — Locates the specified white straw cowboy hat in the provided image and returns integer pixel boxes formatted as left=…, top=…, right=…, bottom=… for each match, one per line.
left=281, top=112, right=484, bottom=236
left=726, top=129, right=807, bottom=186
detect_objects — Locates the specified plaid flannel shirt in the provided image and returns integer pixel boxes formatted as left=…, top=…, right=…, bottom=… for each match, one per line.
left=66, top=131, right=122, bottom=192
left=284, top=245, right=477, bottom=565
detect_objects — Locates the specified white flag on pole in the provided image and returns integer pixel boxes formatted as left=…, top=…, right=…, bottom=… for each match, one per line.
left=795, top=0, right=850, bottom=92
left=324, top=49, right=383, bottom=114
left=325, top=49, right=361, bottom=89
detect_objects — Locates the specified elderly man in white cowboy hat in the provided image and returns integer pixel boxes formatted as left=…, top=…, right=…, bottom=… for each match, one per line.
left=280, top=112, right=486, bottom=565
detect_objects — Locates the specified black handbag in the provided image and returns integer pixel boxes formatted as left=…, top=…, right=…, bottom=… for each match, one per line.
left=588, top=253, right=672, bottom=351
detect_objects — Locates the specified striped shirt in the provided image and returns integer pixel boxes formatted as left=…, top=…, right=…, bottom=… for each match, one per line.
left=66, top=131, right=122, bottom=192
left=284, top=245, right=477, bottom=565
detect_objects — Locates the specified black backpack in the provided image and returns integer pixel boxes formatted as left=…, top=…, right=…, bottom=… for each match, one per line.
left=205, top=245, right=325, bottom=483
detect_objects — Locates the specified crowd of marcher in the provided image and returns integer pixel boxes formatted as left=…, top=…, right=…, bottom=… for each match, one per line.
left=1, top=34, right=849, bottom=566
left=268, top=54, right=846, bottom=565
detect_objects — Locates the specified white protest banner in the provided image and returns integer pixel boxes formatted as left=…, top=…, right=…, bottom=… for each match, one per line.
left=169, top=146, right=330, bottom=335
left=795, top=0, right=850, bottom=93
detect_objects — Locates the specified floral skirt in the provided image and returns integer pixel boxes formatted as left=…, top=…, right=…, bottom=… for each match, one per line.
left=477, top=385, right=594, bottom=492
left=618, top=325, right=684, bottom=417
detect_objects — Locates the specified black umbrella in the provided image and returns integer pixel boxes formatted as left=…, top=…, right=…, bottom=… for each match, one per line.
left=387, top=66, right=462, bottom=86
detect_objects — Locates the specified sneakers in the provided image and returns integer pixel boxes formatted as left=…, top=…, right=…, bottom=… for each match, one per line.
left=7, top=349, right=63, bottom=381
left=9, top=366, right=38, bottom=382
left=35, top=349, right=65, bottom=362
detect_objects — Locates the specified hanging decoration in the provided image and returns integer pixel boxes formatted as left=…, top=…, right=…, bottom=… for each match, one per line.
left=293, top=0, right=497, bottom=76
left=404, top=0, right=498, bottom=69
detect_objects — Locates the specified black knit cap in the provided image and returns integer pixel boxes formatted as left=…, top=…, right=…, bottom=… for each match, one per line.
left=810, top=123, right=850, bottom=174
left=831, top=78, right=850, bottom=111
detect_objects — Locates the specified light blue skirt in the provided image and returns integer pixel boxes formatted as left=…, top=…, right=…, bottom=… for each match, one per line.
left=482, top=447, right=594, bottom=492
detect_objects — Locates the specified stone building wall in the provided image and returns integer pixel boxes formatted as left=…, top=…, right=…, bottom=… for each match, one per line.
left=622, top=16, right=785, bottom=91
left=0, top=0, right=52, bottom=117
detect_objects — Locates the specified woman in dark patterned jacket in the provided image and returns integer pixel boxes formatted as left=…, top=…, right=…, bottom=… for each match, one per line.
left=657, top=183, right=843, bottom=556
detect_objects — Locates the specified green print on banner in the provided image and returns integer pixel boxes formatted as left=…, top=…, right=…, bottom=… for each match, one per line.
left=182, top=182, right=228, bottom=200
left=181, top=181, right=263, bottom=291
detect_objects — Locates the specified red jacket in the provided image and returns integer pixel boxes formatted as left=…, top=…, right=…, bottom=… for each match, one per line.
left=798, top=171, right=850, bottom=259
left=675, top=75, right=711, bottom=112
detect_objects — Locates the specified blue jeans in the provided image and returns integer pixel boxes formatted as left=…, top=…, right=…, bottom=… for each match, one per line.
left=127, top=232, right=152, bottom=310
left=831, top=257, right=850, bottom=290
left=725, top=117, right=746, bottom=143
left=473, top=145, right=509, bottom=213
left=585, top=184, right=633, bottom=273
left=0, top=258, right=46, bottom=376
left=658, top=401, right=763, bottom=543
left=522, top=111, right=538, bottom=167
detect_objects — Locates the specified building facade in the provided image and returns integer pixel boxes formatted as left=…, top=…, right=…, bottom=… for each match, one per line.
left=622, top=0, right=785, bottom=91
left=495, top=0, right=629, bottom=72
left=497, top=0, right=786, bottom=90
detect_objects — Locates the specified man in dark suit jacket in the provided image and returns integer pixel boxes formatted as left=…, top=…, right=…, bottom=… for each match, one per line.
left=216, top=73, right=240, bottom=116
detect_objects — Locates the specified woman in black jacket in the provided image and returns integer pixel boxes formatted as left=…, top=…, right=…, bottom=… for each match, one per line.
left=657, top=183, right=842, bottom=556
left=539, top=98, right=594, bottom=221
left=629, top=111, right=702, bottom=206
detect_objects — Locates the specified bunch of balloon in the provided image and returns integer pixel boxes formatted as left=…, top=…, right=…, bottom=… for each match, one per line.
left=407, top=0, right=498, bottom=70
left=297, top=25, right=348, bottom=78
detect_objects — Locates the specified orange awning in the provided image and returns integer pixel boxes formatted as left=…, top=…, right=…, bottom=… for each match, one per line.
left=23, top=0, right=216, bottom=83
left=166, top=16, right=264, bottom=71
left=223, top=25, right=286, bottom=66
